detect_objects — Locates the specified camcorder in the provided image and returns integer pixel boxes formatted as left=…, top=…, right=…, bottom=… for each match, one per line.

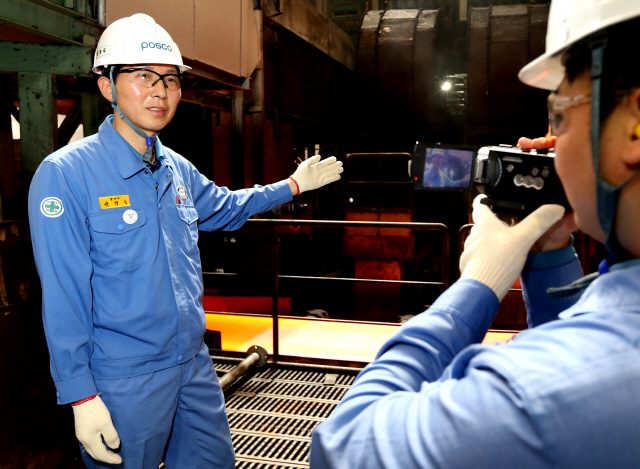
left=411, top=142, right=571, bottom=216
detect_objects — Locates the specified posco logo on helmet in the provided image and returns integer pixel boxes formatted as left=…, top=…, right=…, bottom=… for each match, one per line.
left=141, top=42, right=173, bottom=52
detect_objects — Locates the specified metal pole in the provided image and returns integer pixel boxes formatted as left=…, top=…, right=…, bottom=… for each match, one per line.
left=219, top=345, right=268, bottom=392
left=231, top=90, right=245, bottom=189
left=97, top=0, right=106, bottom=26
left=272, top=228, right=280, bottom=360
left=250, top=5, right=265, bottom=185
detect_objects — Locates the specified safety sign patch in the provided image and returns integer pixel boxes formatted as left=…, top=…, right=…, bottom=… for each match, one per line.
left=99, top=195, right=131, bottom=209
left=176, top=186, right=188, bottom=200
left=40, top=197, right=64, bottom=218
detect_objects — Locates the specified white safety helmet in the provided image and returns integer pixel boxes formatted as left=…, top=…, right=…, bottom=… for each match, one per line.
left=519, top=0, right=640, bottom=90
left=520, top=0, right=640, bottom=256
left=92, top=13, right=191, bottom=74
left=430, top=148, right=445, bottom=158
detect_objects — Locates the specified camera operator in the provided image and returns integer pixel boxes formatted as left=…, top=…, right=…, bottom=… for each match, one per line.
left=310, top=1, right=640, bottom=468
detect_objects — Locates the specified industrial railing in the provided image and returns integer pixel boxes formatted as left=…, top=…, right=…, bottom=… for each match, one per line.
left=204, top=218, right=450, bottom=361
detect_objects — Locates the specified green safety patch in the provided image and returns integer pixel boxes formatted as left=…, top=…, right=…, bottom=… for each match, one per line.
left=40, top=197, right=64, bottom=218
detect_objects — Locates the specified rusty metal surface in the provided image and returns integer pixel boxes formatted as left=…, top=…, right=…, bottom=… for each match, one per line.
left=466, top=4, right=550, bottom=139
left=262, top=20, right=356, bottom=142
left=357, top=9, right=444, bottom=137
left=467, top=7, right=490, bottom=124
left=343, top=234, right=415, bottom=259
left=262, top=0, right=356, bottom=71
left=414, top=9, right=440, bottom=124
left=378, top=10, right=419, bottom=122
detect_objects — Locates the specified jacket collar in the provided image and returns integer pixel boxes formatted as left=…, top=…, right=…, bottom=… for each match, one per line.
left=559, top=261, right=640, bottom=319
left=99, top=115, right=161, bottom=179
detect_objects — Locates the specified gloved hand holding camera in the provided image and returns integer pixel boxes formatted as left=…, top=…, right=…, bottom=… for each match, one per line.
left=460, top=194, right=566, bottom=301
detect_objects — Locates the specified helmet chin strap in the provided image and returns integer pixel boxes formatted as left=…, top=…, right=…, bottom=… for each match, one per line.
left=109, top=67, right=158, bottom=162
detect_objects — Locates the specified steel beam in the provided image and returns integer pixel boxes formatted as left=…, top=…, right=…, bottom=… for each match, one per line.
left=81, top=89, right=106, bottom=137
left=0, top=42, right=93, bottom=77
left=18, top=72, right=58, bottom=176
left=250, top=9, right=266, bottom=185
left=0, top=76, right=18, bottom=221
left=231, top=90, right=245, bottom=190
left=58, top=99, right=82, bottom=146
left=0, top=0, right=102, bottom=47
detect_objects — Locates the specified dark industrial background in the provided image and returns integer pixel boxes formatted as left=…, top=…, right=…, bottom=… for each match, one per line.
left=0, top=1, right=603, bottom=467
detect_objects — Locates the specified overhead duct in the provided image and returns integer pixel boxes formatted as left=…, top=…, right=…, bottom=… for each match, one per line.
left=357, top=9, right=445, bottom=142
left=467, top=4, right=550, bottom=140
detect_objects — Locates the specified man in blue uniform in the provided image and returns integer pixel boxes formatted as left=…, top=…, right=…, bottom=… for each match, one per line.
left=28, top=13, right=342, bottom=469
left=422, top=148, right=468, bottom=188
left=310, top=0, right=640, bottom=467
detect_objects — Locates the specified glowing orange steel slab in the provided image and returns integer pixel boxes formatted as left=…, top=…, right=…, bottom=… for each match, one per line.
left=205, top=313, right=517, bottom=363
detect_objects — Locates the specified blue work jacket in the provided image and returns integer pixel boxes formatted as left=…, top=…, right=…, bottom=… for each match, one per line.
left=310, top=245, right=640, bottom=468
left=29, top=117, right=292, bottom=404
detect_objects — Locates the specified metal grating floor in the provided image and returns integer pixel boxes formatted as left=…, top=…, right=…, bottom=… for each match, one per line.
left=213, top=358, right=359, bottom=469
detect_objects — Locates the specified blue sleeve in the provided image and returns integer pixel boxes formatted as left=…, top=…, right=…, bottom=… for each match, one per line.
left=310, top=280, right=550, bottom=469
left=28, top=161, right=98, bottom=404
left=520, top=241, right=584, bottom=328
left=188, top=165, right=293, bottom=232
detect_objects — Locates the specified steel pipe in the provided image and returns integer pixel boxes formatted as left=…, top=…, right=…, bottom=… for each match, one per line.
left=219, top=345, right=268, bottom=392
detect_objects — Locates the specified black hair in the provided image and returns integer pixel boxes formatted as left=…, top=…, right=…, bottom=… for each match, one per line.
left=562, top=15, right=640, bottom=124
left=101, top=65, right=124, bottom=82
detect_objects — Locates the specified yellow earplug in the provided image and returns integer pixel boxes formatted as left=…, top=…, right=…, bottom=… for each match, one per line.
left=635, top=124, right=640, bottom=139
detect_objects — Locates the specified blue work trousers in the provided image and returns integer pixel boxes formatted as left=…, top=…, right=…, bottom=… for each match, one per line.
left=82, top=344, right=234, bottom=469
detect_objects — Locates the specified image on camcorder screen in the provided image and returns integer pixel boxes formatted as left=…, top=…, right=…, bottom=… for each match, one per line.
left=422, top=147, right=474, bottom=189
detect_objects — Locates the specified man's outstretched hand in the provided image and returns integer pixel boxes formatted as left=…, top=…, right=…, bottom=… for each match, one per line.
left=289, top=155, right=343, bottom=195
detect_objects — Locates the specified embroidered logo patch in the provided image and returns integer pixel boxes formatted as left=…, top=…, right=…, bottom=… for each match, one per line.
left=123, top=209, right=138, bottom=225
left=176, top=186, right=188, bottom=200
left=99, top=195, right=131, bottom=209
left=40, top=197, right=64, bottom=218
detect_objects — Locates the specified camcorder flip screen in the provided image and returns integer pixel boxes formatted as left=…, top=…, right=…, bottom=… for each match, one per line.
left=412, top=143, right=476, bottom=191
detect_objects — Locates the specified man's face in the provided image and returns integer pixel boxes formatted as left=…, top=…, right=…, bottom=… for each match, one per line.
left=552, top=70, right=640, bottom=243
left=432, top=154, right=444, bottom=169
left=553, top=72, right=607, bottom=241
left=104, top=64, right=182, bottom=135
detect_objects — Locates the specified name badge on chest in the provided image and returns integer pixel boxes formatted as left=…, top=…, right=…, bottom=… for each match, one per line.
left=176, top=185, right=188, bottom=200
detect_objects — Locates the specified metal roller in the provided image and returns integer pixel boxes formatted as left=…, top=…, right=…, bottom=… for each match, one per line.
left=219, top=345, right=268, bottom=392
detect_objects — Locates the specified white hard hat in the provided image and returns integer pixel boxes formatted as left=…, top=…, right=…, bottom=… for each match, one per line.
left=92, top=13, right=191, bottom=74
left=519, top=0, right=640, bottom=90
left=431, top=148, right=445, bottom=157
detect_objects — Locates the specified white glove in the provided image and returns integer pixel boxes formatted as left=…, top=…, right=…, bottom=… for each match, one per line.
left=460, top=195, right=565, bottom=301
left=72, top=395, right=122, bottom=464
left=290, top=155, right=343, bottom=194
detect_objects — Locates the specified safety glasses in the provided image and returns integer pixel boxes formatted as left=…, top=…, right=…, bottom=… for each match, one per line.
left=116, top=68, right=182, bottom=91
left=547, top=93, right=591, bottom=136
